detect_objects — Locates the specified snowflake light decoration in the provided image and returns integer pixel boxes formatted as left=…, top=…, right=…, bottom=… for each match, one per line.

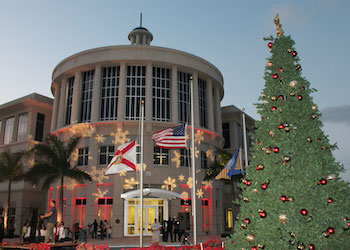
left=187, top=177, right=193, bottom=189
left=181, top=191, right=189, bottom=199
left=196, top=188, right=204, bottom=198
left=111, top=128, right=130, bottom=145
left=119, top=171, right=127, bottom=176
left=171, top=151, right=181, bottom=168
left=124, top=177, right=139, bottom=190
left=161, top=177, right=177, bottom=191
left=195, top=130, right=204, bottom=145
left=178, top=174, right=185, bottom=182
left=202, top=180, right=213, bottom=188
left=92, top=188, right=108, bottom=200
left=95, top=134, right=105, bottom=143
left=196, top=169, right=201, bottom=173
left=194, top=147, right=199, bottom=158
left=70, top=123, right=95, bottom=137
left=88, top=166, right=109, bottom=183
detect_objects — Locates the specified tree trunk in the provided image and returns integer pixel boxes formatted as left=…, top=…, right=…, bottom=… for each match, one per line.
left=60, top=175, right=64, bottom=223
left=4, top=180, right=12, bottom=231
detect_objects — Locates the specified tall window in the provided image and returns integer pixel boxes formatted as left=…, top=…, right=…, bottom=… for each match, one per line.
left=101, top=66, right=120, bottom=121
left=65, top=77, right=74, bottom=125
left=152, top=67, right=170, bottom=121
left=153, top=147, right=169, bottom=165
left=99, top=145, right=115, bottom=165
left=178, top=72, right=191, bottom=124
left=180, top=149, right=190, bottom=167
left=212, top=88, right=217, bottom=131
left=80, top=70, right=94, bottom=122
left=17, top=113, right=28, bottom=142
left=125, top=66, right=146, bottom=120
left=78, top=147, right=89, bottom=166
left=222, top=123, right=231, bottom=148
left=201, top=151, right=208, bottom=169
left=236, top=123, right=242, bottom=148
left=35, top=113, right=45, bottom=142
left=4, top=117, right=14, bottom=144
left=198, top=78, right=207, bottom=128
left=225, top=208, right=233, bottom=230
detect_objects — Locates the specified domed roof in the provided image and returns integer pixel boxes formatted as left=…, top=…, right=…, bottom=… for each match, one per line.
left=132, top=27, right=149, bottom=32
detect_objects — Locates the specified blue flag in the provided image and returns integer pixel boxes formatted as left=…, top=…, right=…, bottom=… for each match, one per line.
left=215, top=149, right=242, bottom=180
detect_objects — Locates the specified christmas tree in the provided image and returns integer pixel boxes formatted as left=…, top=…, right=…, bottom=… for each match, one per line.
left=228, top=14, right=350, bottom=249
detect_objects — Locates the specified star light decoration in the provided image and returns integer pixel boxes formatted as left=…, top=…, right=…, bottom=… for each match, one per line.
left=181, top=191, right=189, bottom=199
left=172, top=151, right=181, bottom=168
left=95, top=134, right=105, bottom=143
left=202, top=180, right=213, bottom=188
left=178, top=174, right=185, bottom=182
left=111, top=128, right=130, bottom=145
left=124, top=178, right=139, bottom=190
left=119, top=171, right=127, bottom=176
left=162, top=177, right=177, bottom=191
left=70, top=123, right=95, bottom=137
left=92, top=188, right=108, bottom=200
left=196, top=188, right=204, bottom=198
left=88, top=166, right=109, bottom=184
left=195, top=130, right=204, bottom=145
left=137, top=163, right=147, bottom=171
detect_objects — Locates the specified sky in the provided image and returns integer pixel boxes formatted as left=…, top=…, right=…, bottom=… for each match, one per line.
left=0, top=0, right=349, bottom=181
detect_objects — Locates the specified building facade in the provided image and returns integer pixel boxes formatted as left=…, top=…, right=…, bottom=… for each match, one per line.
left=0, top=93, right=53, bottom=234
left=49, top=26, right=228, bottom=237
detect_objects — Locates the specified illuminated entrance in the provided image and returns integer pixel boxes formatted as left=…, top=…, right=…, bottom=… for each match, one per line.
left=121, top=188, right=181, bottom=237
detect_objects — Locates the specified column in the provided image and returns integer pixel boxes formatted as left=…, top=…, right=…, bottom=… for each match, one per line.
left=91, top=64, right=102, bottom=123
left=171, top=66, right=178, bottom=123
left=192, top=72, right=200, bottom=128
left=117, top=63, right=126, bottom=120
left=215, top=88, right=222, bottom=136
left=57, top=76, right=67, bottom=128
left=50, top=83, right=60, bottom=132
left=71, top=70, right=82, bottom=124
left=206, top=79, right=215, bottom=131
left=145, top=62, right=153, bottom=121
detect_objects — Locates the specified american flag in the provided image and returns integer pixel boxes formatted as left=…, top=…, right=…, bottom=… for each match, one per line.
left=152, top=124, right=187, bottom=149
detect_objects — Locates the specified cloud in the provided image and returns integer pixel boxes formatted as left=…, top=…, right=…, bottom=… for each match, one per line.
left=321, top=105, right=350, bottom=125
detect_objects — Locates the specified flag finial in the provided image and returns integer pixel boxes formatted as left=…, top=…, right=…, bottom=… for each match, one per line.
left=274, top=13, right=284, bottom=37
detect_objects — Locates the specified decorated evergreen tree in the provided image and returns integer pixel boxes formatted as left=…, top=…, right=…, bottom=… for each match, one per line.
left=228, top=14, right=350, bottom=249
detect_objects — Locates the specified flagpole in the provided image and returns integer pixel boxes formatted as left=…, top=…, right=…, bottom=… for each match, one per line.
left=140, top=100, right=145, bottom=247
left=242, top=108, right=248, bottom=168
left=190, top=76, right=197, bottom=246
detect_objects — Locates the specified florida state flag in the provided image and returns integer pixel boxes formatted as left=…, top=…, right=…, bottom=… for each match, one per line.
left=105, top=141, right=137, bottom=175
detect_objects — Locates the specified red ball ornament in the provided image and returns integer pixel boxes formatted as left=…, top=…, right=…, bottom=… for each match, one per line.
left=292, top=51, right=297, bottom=56
left=280, top=195, right=287, bottom=202
left=258, top=141, right=261, bottom=145
left=267, top=42, right=273, bottom=48
left=298, top=95, right=303, bottom=100
left=251, top=247, right=258, bottom=250
left=261, top=183, right=267, bottom=190
left=273, top=74, right=279, bottom=79
left=246, top=181, right=251, bottom=186
left=344, top=218, right=349, bottom=222
left=244, top=218, right=251, bottom=224
left=327, top=227, right=335, bottom=234
left=278, top=124, right=285, bottom=129
left=279, top=95, right=284, bottom=99
left=319, top=179, right=327, bottom=185
left=301, top=86, right=306, bottom=90
left=328, top=198, right=333, bottom=203
left=271, top=106, right=277, bottom=111
left=273, top=147, right=279, bottom=153
left=348, top=222, right=350, bottom=226
left=259, top=211, right=266, bottom=218
left=308, top=244, right=315, bottom=250
left=278, top=68, right=283, bottom=72
left=300, top=209, right=308, bottom=216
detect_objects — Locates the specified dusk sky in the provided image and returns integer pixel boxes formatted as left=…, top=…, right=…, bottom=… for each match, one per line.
left=0, top=0, right=349, bottom=181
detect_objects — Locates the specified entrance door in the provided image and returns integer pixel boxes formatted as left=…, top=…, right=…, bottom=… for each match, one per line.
left=137, top=206, right=157, bottom=236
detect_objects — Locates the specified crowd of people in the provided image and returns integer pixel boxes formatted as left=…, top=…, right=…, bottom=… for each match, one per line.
left=151, top=217, right=187, bottom=245
left=88, top=219, right=111, bottom=240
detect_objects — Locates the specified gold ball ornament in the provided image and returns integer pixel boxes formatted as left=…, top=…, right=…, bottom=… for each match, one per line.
left=284, top=156, right=291, bottom=162
left=287, top=48, right=293, bottom=53
left=266, top=61, right=273, bottom=67
left=243, top=197, right=249, bottom=203
left=252, top=189, right=259, bottom=193
left=246, top=234, right=255, bottom=243
left=257, top=244, right=265, bottom=249
left=288, top=197, right=294, bottom=202
left=297, top=243, right=305, bottom=249
left=261, top=94, right=266, bottom=98
left=241, top=224, right=247, bottom=229
left=284, top=127, right=290, bottom=132
left=289, top=80, right=298, bottom=88
left=311, top=114, right=318, bottom=120
left=279, top=213, right=288, bottom=223
left=290, top=91, right=296, bottom=96
left=326, top=174, right=336, bottom=180
left=290, top=232, right=296, bottom=237
left=269, top=130, right=275, bottom=137
left=312, top=105, right=318, bottom=110
left=271, top=96, right=278, bottom=101
left=307, top=137, right=312, bottom=142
